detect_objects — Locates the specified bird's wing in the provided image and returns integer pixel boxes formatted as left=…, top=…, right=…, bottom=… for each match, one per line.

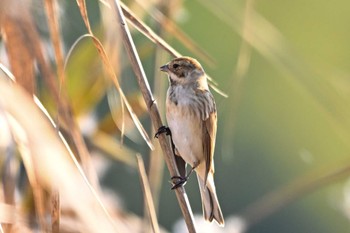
left=201, top=91, right=217, bottom=186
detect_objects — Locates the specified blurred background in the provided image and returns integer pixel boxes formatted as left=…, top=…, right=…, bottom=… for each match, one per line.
left=1, top=0, right=350, bottom=232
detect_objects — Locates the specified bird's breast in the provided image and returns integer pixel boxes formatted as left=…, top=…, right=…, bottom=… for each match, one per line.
left=166, top=94, right=204, bottom=165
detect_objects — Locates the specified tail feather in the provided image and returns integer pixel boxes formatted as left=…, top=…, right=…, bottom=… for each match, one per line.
left=197, top=174, right=224, bottom=226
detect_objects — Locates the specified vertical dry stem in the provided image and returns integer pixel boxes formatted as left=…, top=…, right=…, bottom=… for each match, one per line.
left=136, top=155, right=160, bottom=233
left=109, top=0, right=197, bottom=232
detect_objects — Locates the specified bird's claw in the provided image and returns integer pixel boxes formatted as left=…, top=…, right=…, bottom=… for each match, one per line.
left=155, top=126, right=171, bottom=138
left=170, top=165, right=197, bottom=190
left=170, top=176, right=188, bottom=190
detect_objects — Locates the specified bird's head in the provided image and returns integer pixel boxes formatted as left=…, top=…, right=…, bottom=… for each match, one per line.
left=160, top=57, right=207, bottom=87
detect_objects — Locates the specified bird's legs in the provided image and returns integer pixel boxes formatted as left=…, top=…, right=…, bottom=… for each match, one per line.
left=155, top=126, right=197, bottom=189
left=171, top=163, right=198, bottom=190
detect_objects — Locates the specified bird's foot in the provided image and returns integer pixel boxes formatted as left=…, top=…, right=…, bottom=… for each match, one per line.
left=170, top=176, right=188, bottom=190
left=170, top=166, right=196, bottom=190
left=155, top=126, right=171, bottom=138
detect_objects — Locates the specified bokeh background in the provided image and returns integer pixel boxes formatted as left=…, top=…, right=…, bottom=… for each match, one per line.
left=1, top=0, right=350, bottom=232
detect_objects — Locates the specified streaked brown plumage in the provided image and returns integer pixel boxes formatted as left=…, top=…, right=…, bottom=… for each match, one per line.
left=160, top=56, right=224, bottom=226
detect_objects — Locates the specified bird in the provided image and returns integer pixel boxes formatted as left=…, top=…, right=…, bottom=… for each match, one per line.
left=157, top=56, right=224, bottom=226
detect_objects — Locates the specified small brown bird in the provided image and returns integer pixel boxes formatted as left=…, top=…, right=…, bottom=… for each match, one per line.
left=159, top=56, right=224, bottom=226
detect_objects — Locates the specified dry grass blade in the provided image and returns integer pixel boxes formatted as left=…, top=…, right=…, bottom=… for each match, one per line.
left=106, top=88, right=125, bottom=144
left=97, top=35, right=154, bottom=150
left=15, top=125, right=48, bottom=231
left=33, top=96, right=118, bottom=230
left=0, top=77, right=117, bottom=233
left=108, top=0, right=197, bottom=232
left=136, top=155, right=160, bottom=233
left=119, top=1, right=181, bottom=58
left=74, top=1, right=154, bottom=150
left=0, top=110, right=17, bottom=233
left=46, top=1, right=98, bottom=188
left=0, top=202, right=16, bottom=232
left=1, top=0, right=61, bottom=104
left=208, top=84, right=228, bottom=98
left=51, top=190, right=60, bottom=233
left=76, top=0, right=91, bottom=31
left=0, top=1, right=36, bottom=94
left=147, top=141, right=164, bottom=214
left=0, top=203, right=16, bottom=224
left=134, top=0, right=216, bottom=67
left=0, top=63, right=15, bottom=81
left=76, top=0, right=125, bottom=139
left=44, top=0, right=65, bottom=84
left=1, top=130, right=16, bottom=207
left=151, top=15, right=216, bottom=68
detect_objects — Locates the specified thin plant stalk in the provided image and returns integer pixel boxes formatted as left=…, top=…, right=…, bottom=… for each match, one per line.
left=108, top=0, right=197, bottom=232
left=136, top=155, right=160, bottom=233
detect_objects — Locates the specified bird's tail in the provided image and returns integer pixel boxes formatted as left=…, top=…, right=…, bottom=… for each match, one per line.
left=197, top=174, right=224, bottom=226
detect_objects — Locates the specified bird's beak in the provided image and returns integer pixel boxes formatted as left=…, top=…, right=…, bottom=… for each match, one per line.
left=160, top=64, right=169, bottom=72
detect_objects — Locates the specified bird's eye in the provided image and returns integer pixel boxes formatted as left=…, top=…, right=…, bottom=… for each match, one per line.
left=173, top=64, right=179, bottom=69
